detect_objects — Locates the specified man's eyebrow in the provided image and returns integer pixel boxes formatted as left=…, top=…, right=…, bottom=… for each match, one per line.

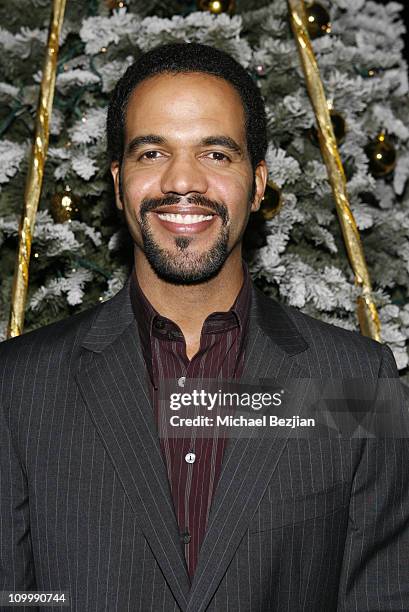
left=125, top=134, right=244, bottom=156
left=199, top=136, right=243, bottom=154
left=125, top=135, right=167, bottom=156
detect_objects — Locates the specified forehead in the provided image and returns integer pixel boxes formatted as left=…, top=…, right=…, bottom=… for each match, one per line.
left=124, top=72, right=246, bottom=143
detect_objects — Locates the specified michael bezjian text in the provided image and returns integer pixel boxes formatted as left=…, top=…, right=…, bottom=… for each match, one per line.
left=168, top=414, right=316, bottom=428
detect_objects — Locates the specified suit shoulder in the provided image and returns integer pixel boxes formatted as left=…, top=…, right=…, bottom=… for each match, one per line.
left=254, top=287, right=386, bottom=375
left=0, top=301, right=101, bottom=363
left=284, top=302, right=382, bottom=355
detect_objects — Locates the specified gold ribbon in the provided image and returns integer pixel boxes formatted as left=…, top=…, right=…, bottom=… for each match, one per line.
left=287, top=0, right=381, bottom=341
left=7, top=0, right=67, bottom=338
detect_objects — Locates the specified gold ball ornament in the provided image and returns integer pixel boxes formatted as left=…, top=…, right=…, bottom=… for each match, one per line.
left=329, top=110, right=346, bottom=143
left=365, top=132, right=397, bottom=178
left=196, top=0, right=235, bottom=15
left=50, top=187, right=81, bottom=223
left=259, top=181, right=283, bottom=220
left=243, top=182, right=282, bottom=251
left=305, top=2, right=331, bottom=38
left=105, top=0, right=127, bottom=10
left=309, top=109, right=347, bottom=146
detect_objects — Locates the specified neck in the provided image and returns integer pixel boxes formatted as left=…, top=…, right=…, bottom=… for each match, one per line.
left=134, top=246, right=244, bottom=343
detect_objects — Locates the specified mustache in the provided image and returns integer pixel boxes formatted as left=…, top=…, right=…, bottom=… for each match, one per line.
left=140, top=194, right=229, bottom=224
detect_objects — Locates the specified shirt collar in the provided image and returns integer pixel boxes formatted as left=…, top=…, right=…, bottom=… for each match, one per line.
left=129, top=260, right=252, bottom=344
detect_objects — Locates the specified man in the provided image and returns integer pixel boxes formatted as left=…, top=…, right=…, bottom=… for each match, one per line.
left=0, top=42, right=408, bottom=612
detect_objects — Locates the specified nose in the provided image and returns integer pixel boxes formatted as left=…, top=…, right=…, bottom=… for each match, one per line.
left=160, top=154, right=208, bottom=195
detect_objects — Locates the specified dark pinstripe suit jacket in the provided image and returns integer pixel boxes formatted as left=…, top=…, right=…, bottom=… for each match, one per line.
left=1, top=271, right=409, bottom=612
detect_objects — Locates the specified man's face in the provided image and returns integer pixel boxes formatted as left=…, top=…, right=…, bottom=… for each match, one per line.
left=111, top=72, right=267, bottom=284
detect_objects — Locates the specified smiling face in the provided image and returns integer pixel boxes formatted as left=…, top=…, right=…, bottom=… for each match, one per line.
left=111, top=72, right=267, bottom=284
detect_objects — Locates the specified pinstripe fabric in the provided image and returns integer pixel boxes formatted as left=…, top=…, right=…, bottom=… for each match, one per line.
left=1, top=268, right=408, bottom=611
left=129, top=264, right=251, bottom=579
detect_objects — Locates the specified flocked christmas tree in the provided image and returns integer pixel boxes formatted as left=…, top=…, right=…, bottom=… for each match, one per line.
left=1, top=0, right=409, bottom=380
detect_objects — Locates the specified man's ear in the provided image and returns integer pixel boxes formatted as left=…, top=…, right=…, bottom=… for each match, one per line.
left=250, top=160, right=268, bottom=213
left=110, top=161, right=123, bottom=211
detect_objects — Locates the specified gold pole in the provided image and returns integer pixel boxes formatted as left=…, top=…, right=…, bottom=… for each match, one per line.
left=7, top=0, right=67, bottom=338
left=287, top=0, right=381, bottom=341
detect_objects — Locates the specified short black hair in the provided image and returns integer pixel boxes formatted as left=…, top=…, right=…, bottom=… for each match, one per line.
left=106, top=42, right=268, bottom=170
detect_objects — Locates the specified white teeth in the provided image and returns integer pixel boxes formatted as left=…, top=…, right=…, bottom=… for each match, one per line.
left=157, top=213, right=213, bottom=224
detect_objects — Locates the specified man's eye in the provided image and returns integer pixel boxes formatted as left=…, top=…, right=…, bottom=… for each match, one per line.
left=139, top=150, right=163, bottom=160
left=206, top=152, right=230, bottom=163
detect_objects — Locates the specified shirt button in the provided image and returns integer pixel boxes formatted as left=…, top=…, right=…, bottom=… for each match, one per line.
left=178, top=376, right=186, bottom=388
left=185, top=452, right=196, bottom=464
left=154, top=318, right=165, bottom=330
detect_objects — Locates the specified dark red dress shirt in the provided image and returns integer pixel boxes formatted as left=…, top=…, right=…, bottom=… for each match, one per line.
left=129, top=262, right=251, bottom=579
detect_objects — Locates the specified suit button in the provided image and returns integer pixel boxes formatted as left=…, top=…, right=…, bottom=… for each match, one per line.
left=181, top=530, right=191, bottom=544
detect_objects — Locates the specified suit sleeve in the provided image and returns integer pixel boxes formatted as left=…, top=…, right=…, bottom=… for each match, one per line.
left=0, top=399, right=36, bottom=594
left=337, top=344, right=409, bottom=611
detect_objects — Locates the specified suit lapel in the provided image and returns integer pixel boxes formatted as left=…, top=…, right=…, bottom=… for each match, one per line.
left=74, top=274, right=191, bottom=611
left=186, top=285, right=312, bottom=612
left=74, top=271, right=312, bottom=612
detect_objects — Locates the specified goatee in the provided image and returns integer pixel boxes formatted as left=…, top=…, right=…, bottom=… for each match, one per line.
left=139, top=194, right=230, bottom=285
